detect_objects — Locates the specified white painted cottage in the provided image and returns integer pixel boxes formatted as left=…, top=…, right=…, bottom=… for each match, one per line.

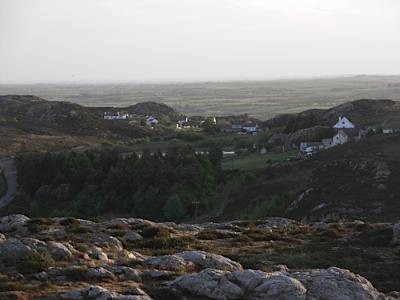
left=331, top=130, right=350, bottom=146
left=104, top=112, right=129, bottom=120
left=146, top=116, right=158, bottom=126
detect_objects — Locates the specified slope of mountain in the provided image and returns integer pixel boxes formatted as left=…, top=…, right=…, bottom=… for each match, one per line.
left=0, top=95, right=181, bottom=156
left=0, top=95, right=151, bottom=136
left=219, top=133, right=400, bottom=223
left=265, top=99, right=400, bottom=132
left=127, top=101, right=179, bottom=119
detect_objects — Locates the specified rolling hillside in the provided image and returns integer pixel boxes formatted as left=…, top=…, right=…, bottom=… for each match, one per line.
left=0, top=95, right=180, bottom=156
left=266, top=99, right=400, bottom=132
left=219, top=133, right=400, bottom=223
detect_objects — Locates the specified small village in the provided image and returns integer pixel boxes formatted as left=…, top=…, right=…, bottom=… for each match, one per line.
left=103, top=108, right=399, bottom=163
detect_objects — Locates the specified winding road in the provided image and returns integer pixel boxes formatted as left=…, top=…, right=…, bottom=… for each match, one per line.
left=0, top=158, right=17, bottom=209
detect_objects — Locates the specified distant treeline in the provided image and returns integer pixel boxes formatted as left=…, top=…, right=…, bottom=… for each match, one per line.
left=16, top=146, right=223, bottom=222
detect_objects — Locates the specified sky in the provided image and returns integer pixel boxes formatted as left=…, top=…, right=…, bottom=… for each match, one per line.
left=0, top=0, right=400, bottom=83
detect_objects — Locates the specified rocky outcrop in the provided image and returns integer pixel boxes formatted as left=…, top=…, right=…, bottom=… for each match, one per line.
left=0, top=214, right=30, bottom=233
left=0, top=215, right=397, bottom=299
left=171, top=267, right=390, bottom=300
left=145, top=254, right=193, bottom=272
left=292, top=267, right=388, bottom=300
left=61, top=285, right=152, bottom=300
left=144, top=250, right=242, bottom=272
left=123, top=231, right=143, bottom=243
left=0, top=236, right=77, bottom=263
left=171, top=268, right=306, bottom=300
left=0, top=238, right=35, bottom=261
left=46, top=241, right=74, bottom=261
left=176, top=251, right=242, bottom=271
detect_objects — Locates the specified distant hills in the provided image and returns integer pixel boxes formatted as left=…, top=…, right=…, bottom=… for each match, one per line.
left=2, top=75, right=400, bottom=118
left=1, top=95, right=400, bottom=223
left=266, top=99, right=400, bottom=132
left=0, top=95, right=179, bottom=156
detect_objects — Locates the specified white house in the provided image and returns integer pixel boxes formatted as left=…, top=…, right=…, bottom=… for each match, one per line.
left=333, top=116, right=355, bottom=129
left=242, top=123, right=258, bottom=134
left=300, top=142, right=323, bottom=154
left=146, top=116, right=158, bottom=126
left=331, top=130, right=350, bottom=146
left=383, top=129, right=394, bottom=134
left=176, top=115, right=189, bottom=129
left=104, top=112, right=129, bottom=120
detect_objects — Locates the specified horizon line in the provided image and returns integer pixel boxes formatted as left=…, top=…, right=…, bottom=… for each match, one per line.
left=1, top=74, right=400, bottom=85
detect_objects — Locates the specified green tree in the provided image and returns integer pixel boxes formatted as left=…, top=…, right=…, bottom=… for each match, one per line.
left=163, top=194, right=185, bottom=222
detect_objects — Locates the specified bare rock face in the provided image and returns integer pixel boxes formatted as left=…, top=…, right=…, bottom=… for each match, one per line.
left=292, top=267, right=388, bottom=300
left=88, top=246, right=109, bottom=262
left=175, top=251, right=243, bottom=272
left=145, top=254, right=194, bottom=272
left=61, top=285, right=152, bottom=300
left=105, top=265, right=142, bottom=282
left=91, top=234, right=123, bottom=252
left=123, top=231, right=143, bottom=243
left=144, top=251, right=242, bottom=272
left=0, top=214, right=30, bottom=233
left=171, top=268, right=306, bottom=300
left=85, top=267, right=116, bottom=281
left=46, top=241, right=74, bottom=261
left=171, top=267, right=391, bottom=300
left=0, top=238, right=35, bottom=261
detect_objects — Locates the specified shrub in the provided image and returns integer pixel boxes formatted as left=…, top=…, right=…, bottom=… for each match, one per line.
left=230, top=234, right=254, bottom=246
left=26, top=218, right=54, bottom=233
left=244, top=228, right=282, bottom=241
left=107, top=223, right=128, bottom=230
left=16, top=254, right=54, bottom=274
left=141, top=225, right=174, bottom=239
left=137, top=236, right=196, bottom=249
left=59, top=218, right=80, bottom=226
left=0, top=282, right=27, bottom=292
left=320, top=228, right=343, bottom=239
left=353, top=227, right=393, bottom=246
left=27, top=223, right=49, bottom=234
left=66, top=226, right=93, bottom=234
left=196, top=230, right=238, bottom=240
left=63, top=266, right=88, bottom=281
left=28, top=218, right=54, bottom=226
left=74, top=243, right=89, bottom=252
left=110, top=230, right=126, bottom=237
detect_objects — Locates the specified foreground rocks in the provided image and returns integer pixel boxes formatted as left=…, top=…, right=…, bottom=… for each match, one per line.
left=0, top=214, right=399, bottom=299
left=171, top=267, right=392, bottom=300
left=61, top=285, right=152, bottom=300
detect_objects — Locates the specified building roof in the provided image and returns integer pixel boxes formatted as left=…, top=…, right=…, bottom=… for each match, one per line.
left=104, top=111, right=120, bottom=116
left=333, top=116, right=356, bottom=129
left=242, top=123, right=258, bottom=128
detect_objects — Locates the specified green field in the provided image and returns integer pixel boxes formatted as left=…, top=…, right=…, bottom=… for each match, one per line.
left=222, top=151, right=297, bottom=171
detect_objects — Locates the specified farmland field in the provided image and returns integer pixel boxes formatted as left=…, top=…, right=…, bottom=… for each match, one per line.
left=1, top=75, right=400, bottom=119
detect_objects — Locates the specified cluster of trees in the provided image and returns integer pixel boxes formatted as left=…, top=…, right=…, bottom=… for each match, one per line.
left=16, top=146, right=222, bottom=222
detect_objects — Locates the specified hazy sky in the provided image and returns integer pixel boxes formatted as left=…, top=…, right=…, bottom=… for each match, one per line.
left=1, top=0, right=400, bottom=83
